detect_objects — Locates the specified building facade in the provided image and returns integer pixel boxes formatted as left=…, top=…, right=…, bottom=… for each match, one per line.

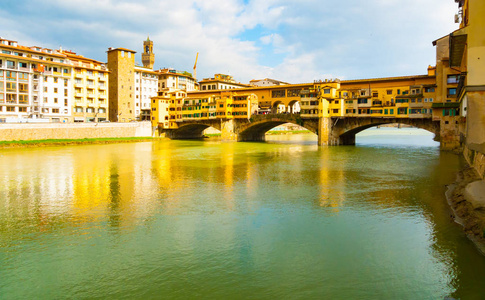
left=158, top=68, right=197, bottom=92
left=134, top=66, right=158, bottom=121
left=1, top=38, right=73, bottom=122
left=448, top=0, right=485, bottom=174
left=199, top=74, right=250, bottom=91
left=107, top=47, right=136, bottom=122
left=61, top=50, right=109, bottom=122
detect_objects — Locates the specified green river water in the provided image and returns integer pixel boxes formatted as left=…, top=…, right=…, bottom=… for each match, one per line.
left=1, top=128, right=485, bottom=299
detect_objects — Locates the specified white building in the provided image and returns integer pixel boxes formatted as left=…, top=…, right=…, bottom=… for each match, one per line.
left=134, top=66, right=158, bottom=121
left=0, top=37, right=73, bottom=122
left=249, top=78, right=290, bottom=87
left=158, top=68, right=197, bottom=92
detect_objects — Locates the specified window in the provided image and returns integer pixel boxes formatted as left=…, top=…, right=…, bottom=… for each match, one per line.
left=19, top=62, right=27, bottom=68
left=19, top=83, right=28, bottom=92
left=324, top=89, right=331, bottom=94
left=54, top=88, right=58, bottom=93
left=425, top=87, right=435, bottom=93
left=272, top=90, right=286, bottom=98
left=448, top=88, right=457, bottom=96
left=98, top=108, right=106, bottom=113
left=86, top=107, right=94, bottom=113
left=64, top=99, right=68, bottom=106
left=54, top=77, right=58, bottom=83
left=7, top=61, right=15, bottom=69
left=44, top=87, right=48, bottom=92
left=19, top=107, right=27, bottom=112
left=6, top=82, right=17, bottom=92
left=6, top=106, right=15, bottom=112
left=447, top=75, right=459, bottom=84
left=75, top=107, right=83, bottom=113
left=372, top=92, right=378, bottom=97
left=19, top=73, right=28, bottom=81
left=54, top=98, right=58, bottom=103
left=52, top=108, right=59, bottom=113
left=6, top=71, right=16, bottom=80
left=6, top=94, right=17, bottom=103
left=387, top=90, right=392, bottom=95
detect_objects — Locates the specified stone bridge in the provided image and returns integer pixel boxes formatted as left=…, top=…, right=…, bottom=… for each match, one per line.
left=159, top=114, right=442, bottom=147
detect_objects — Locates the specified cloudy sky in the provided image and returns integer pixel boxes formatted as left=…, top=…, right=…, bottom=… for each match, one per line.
left=1, top=0, right=459, bottom=83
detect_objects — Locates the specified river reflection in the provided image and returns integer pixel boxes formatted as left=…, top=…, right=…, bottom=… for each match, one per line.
left=1, top=129, right=485, bottom=299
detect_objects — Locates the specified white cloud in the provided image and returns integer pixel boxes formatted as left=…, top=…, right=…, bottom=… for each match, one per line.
left=1, top=0, right=461, bottom=83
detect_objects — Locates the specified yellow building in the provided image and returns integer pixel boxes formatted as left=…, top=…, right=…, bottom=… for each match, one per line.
left=61, top=50, right=109, bottom=122
left=107, top=47, right=136, bottom=122
left=448, top=0, right=485, bottom=163
left=151, top=89, right=186, bottom=129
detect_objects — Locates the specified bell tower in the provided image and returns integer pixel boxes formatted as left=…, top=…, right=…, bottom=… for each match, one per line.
left=142, top=36, right=155, bottom=69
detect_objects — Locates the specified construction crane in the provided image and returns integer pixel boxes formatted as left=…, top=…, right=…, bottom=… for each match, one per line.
left=193, top=52, right=199, bottom=81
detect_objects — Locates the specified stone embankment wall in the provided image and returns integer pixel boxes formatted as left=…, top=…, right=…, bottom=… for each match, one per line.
left=0, top=122, right=153, bottom=141
left=464, top=146, right=485, bottom=179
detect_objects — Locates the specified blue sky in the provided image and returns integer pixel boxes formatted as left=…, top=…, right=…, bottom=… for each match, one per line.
left=1, top=0, right=459, bottom=83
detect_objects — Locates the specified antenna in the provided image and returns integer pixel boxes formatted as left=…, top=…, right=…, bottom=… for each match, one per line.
left=193, top=52, right=199, bottom=81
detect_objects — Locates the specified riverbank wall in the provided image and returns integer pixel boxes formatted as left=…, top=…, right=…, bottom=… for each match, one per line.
left=463, top=146, right=485, bottom=179
left=0, top=122, right=153, bottom=141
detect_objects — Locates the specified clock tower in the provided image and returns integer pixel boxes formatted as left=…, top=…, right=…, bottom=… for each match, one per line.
left=142, top=36, right=155, bottom=69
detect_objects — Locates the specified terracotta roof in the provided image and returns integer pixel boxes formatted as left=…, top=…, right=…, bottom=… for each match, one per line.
left=107, top=47, right=136, bottom=53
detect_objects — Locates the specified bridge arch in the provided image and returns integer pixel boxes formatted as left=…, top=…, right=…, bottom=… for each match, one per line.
left=332, top=117, right=440, bottom=145
left=162, top=120, right=222, bottom=139
left=237, top=115, right=318, bottom=142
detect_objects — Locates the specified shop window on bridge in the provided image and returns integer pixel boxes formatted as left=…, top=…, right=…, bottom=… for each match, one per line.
left=443, top=108, right=459, bottom=116
left=287, top=89, right=301, bottom=97
left=272, top=90, right=286, bottom=98
left=370, top=109, right=382, bottom=114
left=397, top=108, right=407, bottom=115
left=409, top=109, right=422, bottom=114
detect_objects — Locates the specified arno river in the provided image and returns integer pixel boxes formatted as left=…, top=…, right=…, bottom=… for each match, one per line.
left=1, top=128, right=485, bottom=299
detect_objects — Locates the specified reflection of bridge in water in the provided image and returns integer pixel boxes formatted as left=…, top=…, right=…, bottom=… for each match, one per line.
left=162, top=113, right=440, bottom=146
